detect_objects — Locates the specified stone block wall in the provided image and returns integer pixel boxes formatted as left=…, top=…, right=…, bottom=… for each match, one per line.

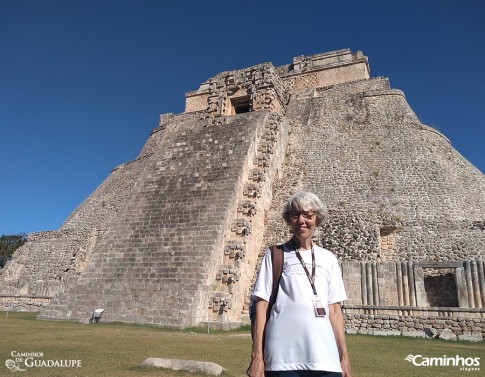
left=344, top=313, right=485, bottom=339
left=61, top=154, right=152, bottom=231
left=0, top=229, right=98, bottom=298
left=258, top=75, right=485, bottom=263
left=284, top=49, right=370, bottom=91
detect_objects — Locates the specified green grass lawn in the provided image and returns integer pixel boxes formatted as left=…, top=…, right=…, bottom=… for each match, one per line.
left=1, top=312, right=483, bottom=376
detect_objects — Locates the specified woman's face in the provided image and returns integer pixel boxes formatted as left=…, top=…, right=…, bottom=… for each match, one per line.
left=289, top=205, right=317, bottom=240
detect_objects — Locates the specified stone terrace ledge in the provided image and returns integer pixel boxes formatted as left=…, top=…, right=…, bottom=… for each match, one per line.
left=1, top=295, right=51, bottom=301
left=343, top=304, right=485, bottom=318
left=0, top=295, right=51, bottom=310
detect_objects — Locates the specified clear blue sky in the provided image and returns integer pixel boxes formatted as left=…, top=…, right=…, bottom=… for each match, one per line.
left=1, top=0, right=484, bottom=235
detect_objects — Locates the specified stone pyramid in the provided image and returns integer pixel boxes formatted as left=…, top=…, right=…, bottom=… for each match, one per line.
left=1, top=49, right=483, bottom=335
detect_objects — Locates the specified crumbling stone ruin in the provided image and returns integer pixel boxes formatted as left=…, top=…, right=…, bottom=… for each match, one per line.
left=1, top=49, right=484, bottom=339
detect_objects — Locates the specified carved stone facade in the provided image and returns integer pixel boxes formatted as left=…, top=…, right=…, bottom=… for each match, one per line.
left=1, top=49, right=483, bottom=338
left=186, top=62, right=289, bottom=117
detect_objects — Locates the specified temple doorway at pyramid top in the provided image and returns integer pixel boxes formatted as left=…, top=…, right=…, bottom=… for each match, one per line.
left=184, top=49, right=370, bottom=115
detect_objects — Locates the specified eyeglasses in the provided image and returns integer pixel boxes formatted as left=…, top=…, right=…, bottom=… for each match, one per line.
left=288, top=210, right=315, bottom=220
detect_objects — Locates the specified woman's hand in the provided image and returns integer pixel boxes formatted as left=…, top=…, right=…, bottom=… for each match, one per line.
left=340, top=354, right=352, bottom=377
left=246, top=355, right=265, bottom=377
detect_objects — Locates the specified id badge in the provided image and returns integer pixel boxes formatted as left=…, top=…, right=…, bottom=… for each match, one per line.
left=313, top=297, right=326, bottom=317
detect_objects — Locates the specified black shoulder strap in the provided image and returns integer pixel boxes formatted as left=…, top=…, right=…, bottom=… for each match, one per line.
left=269, top=244, right=284, bottom=304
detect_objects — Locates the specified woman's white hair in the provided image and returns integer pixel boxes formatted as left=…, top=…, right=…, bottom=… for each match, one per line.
left=282, top=191, right=328, bottom=226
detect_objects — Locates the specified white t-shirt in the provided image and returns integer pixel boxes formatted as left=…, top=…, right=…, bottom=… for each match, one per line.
left=252, top=243, right=347, bottom=372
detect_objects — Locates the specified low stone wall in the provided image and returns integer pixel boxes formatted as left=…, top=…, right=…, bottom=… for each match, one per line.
left=344, top=305, right=485, bottom=340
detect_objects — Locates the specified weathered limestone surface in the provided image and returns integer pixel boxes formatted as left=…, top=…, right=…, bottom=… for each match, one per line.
left=261, top=76, right=485, bottom=262
left=0, top=155, right=151, bottom=300
left=141, top=358, right=225, bottom=376
left=38, top=111, right=289, bottom=326
left=345, top=313, right=484, bottom=341
left=1, top=48, right=484, bottom=337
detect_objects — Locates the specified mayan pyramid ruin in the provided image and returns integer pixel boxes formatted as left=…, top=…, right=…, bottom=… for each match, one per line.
left=1, top=49, right=484, bottom=338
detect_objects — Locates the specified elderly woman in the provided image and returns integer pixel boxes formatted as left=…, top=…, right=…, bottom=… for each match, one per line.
left=247, top=191, right=352, bottom=377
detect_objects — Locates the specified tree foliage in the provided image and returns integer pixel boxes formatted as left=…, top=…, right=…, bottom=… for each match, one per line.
left=0, top=233, right=27, bottom=268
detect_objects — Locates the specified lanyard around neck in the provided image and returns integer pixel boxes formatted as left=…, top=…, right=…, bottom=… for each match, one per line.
left=292, top=240, right=317, bottom=296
